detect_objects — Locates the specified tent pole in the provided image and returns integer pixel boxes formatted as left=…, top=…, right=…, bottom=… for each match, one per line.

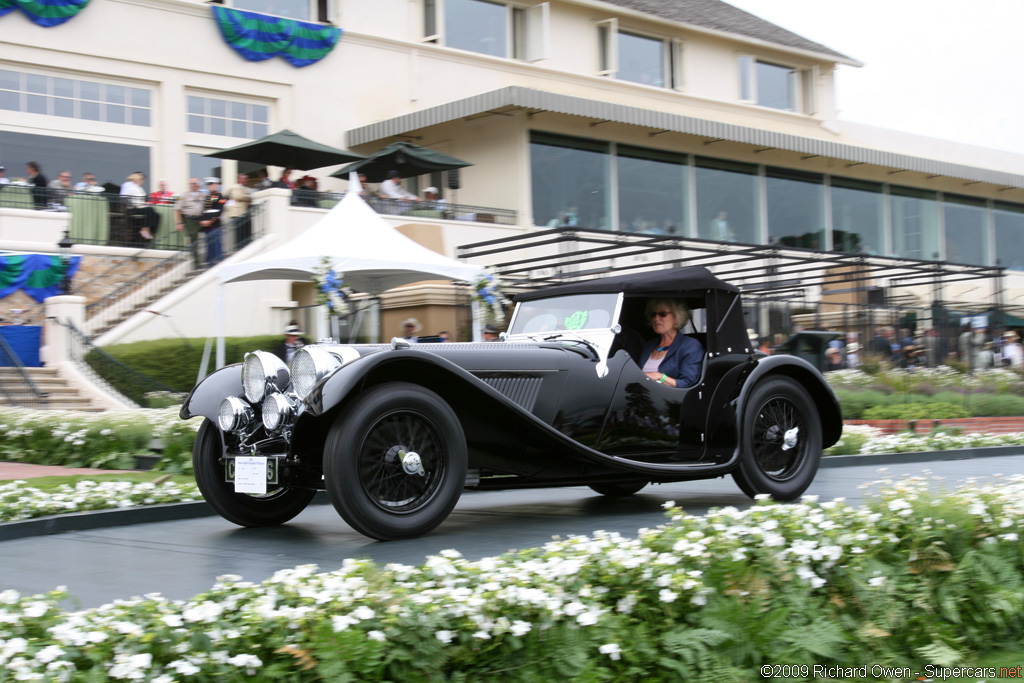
left=215, top=286, right=226, bottom=369
left=471, top=300, right=481, bottom=342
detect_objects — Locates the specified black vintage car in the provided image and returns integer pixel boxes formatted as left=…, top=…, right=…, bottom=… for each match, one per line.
left=181, top=267, right=841, bottom=540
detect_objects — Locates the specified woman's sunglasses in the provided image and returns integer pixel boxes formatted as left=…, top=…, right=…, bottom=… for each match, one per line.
left=651, top=310, right=672, bottom=318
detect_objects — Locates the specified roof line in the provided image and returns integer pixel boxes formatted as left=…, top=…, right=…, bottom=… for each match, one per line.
left=347, top=86, right=1024, bottom=189
left=561, top=0, right=861, bottom=67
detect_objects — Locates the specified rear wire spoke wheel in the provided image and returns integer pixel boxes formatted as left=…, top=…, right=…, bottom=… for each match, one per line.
left=192, top=418, right=315, bottom=527
left=324, top=383, right=467, bottom=540
left=732, top=376, right=822, bottom=501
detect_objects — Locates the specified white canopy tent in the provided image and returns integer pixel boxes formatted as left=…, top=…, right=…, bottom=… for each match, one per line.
left=211, top=175, right=485, bottom=367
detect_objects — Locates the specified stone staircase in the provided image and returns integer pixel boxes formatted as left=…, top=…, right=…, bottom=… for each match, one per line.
left=2, top=367, right=106, bottom=412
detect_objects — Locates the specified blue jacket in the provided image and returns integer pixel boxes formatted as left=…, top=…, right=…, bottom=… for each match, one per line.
left=640, top=333, right=703, bottom=387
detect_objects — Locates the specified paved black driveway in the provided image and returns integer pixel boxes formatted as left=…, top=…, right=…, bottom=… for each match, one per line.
left=2, top=454, right=1022, bottom=610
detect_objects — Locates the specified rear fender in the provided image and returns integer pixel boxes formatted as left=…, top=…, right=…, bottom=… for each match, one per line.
left=734, top=355, right=842, bottom=448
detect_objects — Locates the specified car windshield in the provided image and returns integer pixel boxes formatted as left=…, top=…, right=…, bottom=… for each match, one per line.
left=509, top=293, right=620, bottom=335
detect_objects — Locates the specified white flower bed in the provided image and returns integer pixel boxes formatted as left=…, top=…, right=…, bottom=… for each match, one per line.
left=0, top=480, right=201, bottom=523
left=0, top=475, right=1021, bottom=681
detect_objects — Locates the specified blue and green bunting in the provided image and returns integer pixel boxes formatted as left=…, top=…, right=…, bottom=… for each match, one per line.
left=0, top=253, right=81, bottom=302
left=212, top=6, right=341, bottom=68
left=0, top=0, right=90, bottom=27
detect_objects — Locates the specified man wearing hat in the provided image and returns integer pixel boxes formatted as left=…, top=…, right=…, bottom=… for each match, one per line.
left=401, top=318, right=421, bottom=343
left=273, top=324, right=309, bottom=364
left=422, top=186, right=446, bottom=211
left=482, top=324, right=499, bottom=342
left=198, top=177, right=226, bottom=266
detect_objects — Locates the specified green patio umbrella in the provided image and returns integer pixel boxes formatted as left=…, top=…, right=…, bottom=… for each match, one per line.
left=205, top=129, right=364, bottom=170
left=331, top=141, right=472, bottom=182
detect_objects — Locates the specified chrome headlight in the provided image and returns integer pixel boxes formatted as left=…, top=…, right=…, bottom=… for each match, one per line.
left=261, top=392, right=297, bottom=432
left=218, top=396, right=254, bottom=433
left=242, top=351, right=289, bottom=403
left=291, top=346, right=349, bottom=398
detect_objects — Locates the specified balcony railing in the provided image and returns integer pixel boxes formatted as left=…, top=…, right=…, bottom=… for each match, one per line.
left=304, top=192, right=518, bottom=225
left=0, top=186, right=518, bottom=251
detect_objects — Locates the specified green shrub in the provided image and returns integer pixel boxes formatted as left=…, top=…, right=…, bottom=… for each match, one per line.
left=832, top=389, right=893, bottom=419
left=0, top=408, right=198, bottom=473
left=99, top=335, right=281, bottom=394
left=963, top=393, right=1024, bottom=417
left=862, top=402, right=971, bottom=420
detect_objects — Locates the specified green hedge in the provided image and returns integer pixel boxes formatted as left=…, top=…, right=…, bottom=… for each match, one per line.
left=100, top=336, right=281, bottom=394
left=861, top=402, right=972, bottom=421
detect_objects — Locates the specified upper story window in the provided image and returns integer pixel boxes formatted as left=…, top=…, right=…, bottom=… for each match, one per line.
left=425, top=0, right=548, bottom=61
left=738, top=56, right=816, bottom=113
left=211, top=0, right=329, bottom=22
left=597, top=20, right=681, bottom=90
left=187, top=95, right=269, bottom=139
left=0, top=68, right=151, bottom=126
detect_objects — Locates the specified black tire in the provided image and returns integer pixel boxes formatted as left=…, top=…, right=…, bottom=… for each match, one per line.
left=732, top=376, right=822, bottom=501
left=589, top=481, right=648, bottom=497
left=193, top=418, right=316, bottom=527
left=323, top=382, right=467, bottom=541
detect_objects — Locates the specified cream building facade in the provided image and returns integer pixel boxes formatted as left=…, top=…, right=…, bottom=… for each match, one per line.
left=3, top=0, right=1024, bottom=342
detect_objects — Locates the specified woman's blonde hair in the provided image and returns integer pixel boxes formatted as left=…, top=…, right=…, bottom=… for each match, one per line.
left=645, top=299, right=690, bottom=331
left=126, top=172, right=144, bottom=184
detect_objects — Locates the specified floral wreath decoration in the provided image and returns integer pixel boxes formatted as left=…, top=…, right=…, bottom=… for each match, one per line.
left=312, top=257, right=351, bottom=314
left=472, top=269, right=512, bottom=325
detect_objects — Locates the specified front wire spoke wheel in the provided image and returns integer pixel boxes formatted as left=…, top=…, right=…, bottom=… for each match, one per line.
left=359, top=412, right=444, bottom=511
left=324, top=382, right=467, bottom=541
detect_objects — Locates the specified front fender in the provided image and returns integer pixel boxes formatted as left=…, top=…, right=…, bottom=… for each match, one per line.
left=734, top=355, right=842, bottom=448
left=179, top=364, right=243, bottom=421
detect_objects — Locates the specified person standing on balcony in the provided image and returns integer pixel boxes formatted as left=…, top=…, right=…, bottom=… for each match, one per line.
left=199, top=177, right=226, bottom=266
left=0, top=165, right=9, bottom=186
left=148, top=180, right=175, bottom=204
left=175, top=178, right=206, bottom=268
left=120, top=172, right=159, bottom=242
left=380, top=170, right=420, bottom=207
left=46, top=170, right=73, bottom=210
left=74, top=172, right=100, bottom=192
left=224, top=173, right=253, bottom=248
left=26, top=162, right=48, bottom=210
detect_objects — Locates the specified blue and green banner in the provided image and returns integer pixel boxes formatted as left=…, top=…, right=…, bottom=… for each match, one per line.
left=212, top=6, right=341, bottom=68
left=0, top=253, right=81, bottom=302
left=0, top=0, right=91, bottom=27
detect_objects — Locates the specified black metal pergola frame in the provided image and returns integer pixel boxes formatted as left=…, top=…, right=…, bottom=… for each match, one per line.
left=457, top=227, right=1008, bottom=346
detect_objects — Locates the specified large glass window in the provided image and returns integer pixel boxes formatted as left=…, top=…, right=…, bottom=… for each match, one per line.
left=0, top=130, right=149, bottom=189
left=617, top=145, right=685, bottom=235
left=944, top=194, right=988, bottom=266
left=0, top=69, right=150, bottom=126
left=530, top=132, right=610, bottom=230
left=766, top=168, right=824, bottom=249
left=187, top=95, right=269, bottom=139
left=617, top=31, right=665, bottom=87
left=445, top=0, right=508, bottom=57
left=890, top=187, right=940, bottom=261
left=694, top=158, right=758, bottom=243
left=739, top=57, right=798, bottom=111
left=831, top=178, right=884, bottom=254
left=232, top=0, right=312, bottom=20
left=995, top=202, right=1024, bottom=271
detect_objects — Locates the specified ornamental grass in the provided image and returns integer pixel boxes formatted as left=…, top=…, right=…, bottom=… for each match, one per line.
left=1, top=475, right=1022, bottom=681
